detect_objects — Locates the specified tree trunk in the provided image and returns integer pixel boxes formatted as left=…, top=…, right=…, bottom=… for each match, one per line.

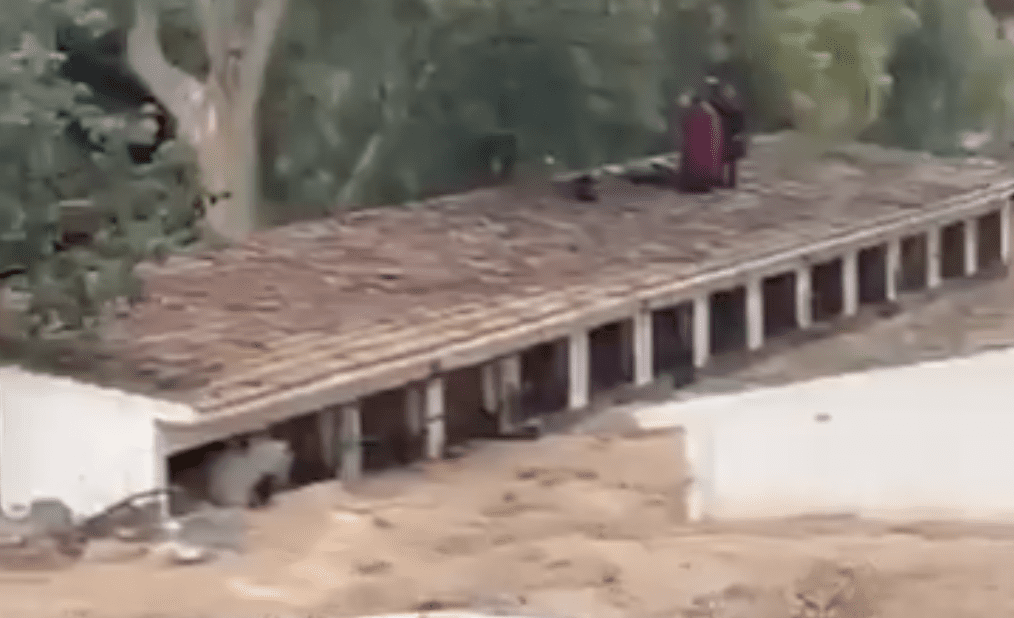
left=126, top=0, right=288, bottom=241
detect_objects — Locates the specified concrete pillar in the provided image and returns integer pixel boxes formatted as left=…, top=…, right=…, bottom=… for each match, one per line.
left=481, top=362, right=498, bottom=416
left=425, top=376, right=445, bottom=460
left=618, top=319, right=634, bottom=384
left=317, top=406, right=340, bottom=475
left=1002, top=201, right=1011, bottom=263
left=692, top=295, right=711, bottom=368
left=568, top=330, right=590, bottom=410
left=633, top=307, right=653, bottom=387
left=403, top=383, right=425, bottom=464
left=842, top=251, right=859, bottom=317
left=746, top=278, right=764, bottom=351
left=885, top=238, right=901, bottom=302
left=795, top=265, right=813, bottom=329
left=927, top=227, right=942, bottom=289
left=339, top=402, right=363, bottom=482
left=498, top=354, right=522, bottom=433
left=964, top=217, right=979, bottom=277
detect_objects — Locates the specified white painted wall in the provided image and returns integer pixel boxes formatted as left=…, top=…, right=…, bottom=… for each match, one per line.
left=0, top=366, right=178, bottom=519
left=630, top=348, right=1014, bottom=523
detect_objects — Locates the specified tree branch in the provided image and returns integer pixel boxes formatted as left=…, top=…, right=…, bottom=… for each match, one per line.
left=237, top=0, right=289, bottom=116
left=196, top=0, right=230, bottom=83
left=126, top=0, right=206, bottom=123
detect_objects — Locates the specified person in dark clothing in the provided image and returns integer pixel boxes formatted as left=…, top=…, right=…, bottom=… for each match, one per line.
left=706, top=77, right=747, bottom=188
left=676, top=91, right=724, bottom=193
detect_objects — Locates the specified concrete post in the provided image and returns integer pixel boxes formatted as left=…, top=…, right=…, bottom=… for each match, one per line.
left=795, top=265, right=813, bottom=329
left=693, top=295, right=711, bottom=368
left=405, top=383, right=424, bottom=462
left=339, top=402, right=363, bottom=482
left=317, top=406, right=339, bottom=475
left=927, top=227, right=942, bottom=289
left=568, top=330, right=590, bottom=410
left=633, top=307, right=654, bottom=387
left=498, top=354, right=522, bottom=433
left=885, top=238, right=901, bottom=302
left=746, top=278, right=764, bottom=351
left=1002, top=201, right=1011, bottom=263
left=480, top=362, right=498, bottom=417
left=425, top=376, right=445, bottom=460
left=964, top=217, right=979, bottom=277
left=618, top=319, right=634, bottom=384
left=842, top=251, right=859, bottom=316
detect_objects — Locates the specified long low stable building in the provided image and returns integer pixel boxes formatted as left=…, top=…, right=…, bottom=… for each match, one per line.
left=1, top=134, right=1013, bottom=515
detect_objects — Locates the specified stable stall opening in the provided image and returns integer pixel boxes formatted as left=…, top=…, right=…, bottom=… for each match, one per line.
left=167, top=440, right=228, bottom=515
left=589, top=320, right=634, bottom=395
left=940, top=222, right=966, bottom=280
left=521, top=339, right=569, bottom=419
left=269, top=411, right=331, bottom=486
left=360, top=387, right=417, bottom=471
left=858, top=245, right=888, bottom=304
left=977, top=210, right=1003, bottom=270
left=899, top=234, right=927, bottom=292
left=443, top=365, right=498, bottom=447
left=762, top=272, right=797, bottom=338
left=652, top=303, right=694, bottom=388
left=710, top=287, right=747, bottom=355
left=810, top=258, right=843, bottom=322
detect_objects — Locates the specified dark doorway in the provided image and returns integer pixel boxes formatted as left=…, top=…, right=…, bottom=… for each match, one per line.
left=710, top=287, right=747, bottom=355
left=858, top=245, right=888, bottom=304
left=652, top=302, right=695, bottom=388
left=899, top=234, right=928, bottom=292
left=810, top=258, right=843, bottom=322
left=762, top=272, right=797, bottom=338
left=977, top=210, right=1003, bottom=270
left=590, top=321, right=633, bottom=394
left=520, top=339, right=569, bottom=419
left=940, top=222, right=966, bottom=280
left=360, top=388, right=414, bottom=471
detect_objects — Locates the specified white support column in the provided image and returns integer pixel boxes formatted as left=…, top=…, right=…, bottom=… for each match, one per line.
left=842, top=251, right=859, bottom=316
left=926, top=227, right=942, bottom=289
left=692, top=295, right=711, bottom=368
left=568, top=330, right=590, bottom=410
left=795, top=265, right=813, bottom=329
left=885, top=238, right=901, bottom=302
left=618, top=319, right=634, bottom=384
left=405, top=383, right=424, bottom=456
left=425, top=376, right=445, bottom=460
left=633, top=307, right=654, bottom=387
left=317, top=406, right=340, bottom=476
left=1002, top=201, right=1011, bottom=263
left=480, top=362, right=498, bottom=416
left=964, top=217, right=979, bottom=277
left=339, top=402, right=363, bottom=483
left=497, top=354, right=522, bottom=433
left=746, top=278, right=764, bottom=351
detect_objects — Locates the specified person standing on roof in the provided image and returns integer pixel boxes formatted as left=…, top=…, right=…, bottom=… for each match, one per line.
left=706, top=76, right=747, bottom=189
left=676, top=86, right=724, bottom=193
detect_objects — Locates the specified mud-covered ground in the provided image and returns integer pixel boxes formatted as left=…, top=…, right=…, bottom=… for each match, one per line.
left=4, top=253, right=1014, bottom=618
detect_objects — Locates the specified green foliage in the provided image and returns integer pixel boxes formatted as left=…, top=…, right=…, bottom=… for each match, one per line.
left=0, top=0, right=202, bottom=340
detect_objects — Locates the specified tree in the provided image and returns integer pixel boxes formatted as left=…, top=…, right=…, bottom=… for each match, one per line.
left=125, top=0, right=288, bottom=239
left=0, top=0, right=201, bottom=341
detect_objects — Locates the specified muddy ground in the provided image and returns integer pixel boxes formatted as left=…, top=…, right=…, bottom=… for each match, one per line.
left=4, top=258, right=1014, bottom=618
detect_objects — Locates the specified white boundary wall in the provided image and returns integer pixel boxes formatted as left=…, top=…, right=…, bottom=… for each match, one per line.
left=631, top=347, right=1014, bottom=523
left=0, top=366, right=189, bottom=518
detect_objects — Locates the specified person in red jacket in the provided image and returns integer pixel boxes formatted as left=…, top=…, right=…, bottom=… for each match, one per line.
left=676, top=91, right=725, bottom=193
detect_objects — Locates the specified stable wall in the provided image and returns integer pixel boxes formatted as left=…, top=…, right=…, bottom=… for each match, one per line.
left=0, top=366, right=181, bottom=518
left=631, top=347, right=1014, bottom=523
